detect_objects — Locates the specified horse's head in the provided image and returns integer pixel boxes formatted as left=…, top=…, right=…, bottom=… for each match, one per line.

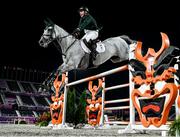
left=39, top=19, right=57, bottom=48
left=39, top=24, right=55, bottom=48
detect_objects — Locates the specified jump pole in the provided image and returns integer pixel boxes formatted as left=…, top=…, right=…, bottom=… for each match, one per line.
left=67, top=65, right=128, bottom=87
left=61, top=65, right=128, bottom=126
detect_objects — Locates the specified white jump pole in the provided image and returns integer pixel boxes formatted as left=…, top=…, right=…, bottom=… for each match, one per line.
left=105, top=121, right=129, bottom=125
left=174, top=56, right=179, bottom=137
left=105, top=83, right=129, bottom=91
left=62, top=72, right=68, bottom=126
left=175, top=57, right=180, bottom=117
left=118, top=43, right=136, bottom=133
left=103, top=83, right=130, bottom=125
left=105, top=98, right=129, bottom=104
left=61, top=44, right=134, bottom=127
left=100, top=77, right=105, bottom=126
left=128, top=44, right=135, bottom=129
left=61, top=65, right=128, bottom=126
left=100, top=78, right=129, bottom=126
left=66, top=65, right=128, bottom=87
left=101, top=83, right=130, bottom=126
left=104, top=106, right=130, bottom=110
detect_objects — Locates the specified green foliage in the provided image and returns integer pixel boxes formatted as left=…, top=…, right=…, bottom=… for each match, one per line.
left=74, top=90, right=87, bottom=125
left=168, top=116, right=180, bottom=136
left=36, top=111, right=51, bottom=127
left=66, top=88, right=87, bottom=125
left=35, top=88, right=87, bottom=126
left=38, top=121, right=49, bottom=127
left=66, top=88, right=76, bottom=123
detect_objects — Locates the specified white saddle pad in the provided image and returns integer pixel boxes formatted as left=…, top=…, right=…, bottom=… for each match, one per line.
left=80, top=40, right=105, bottom=54
left=96, top=41, right=105, bottom=53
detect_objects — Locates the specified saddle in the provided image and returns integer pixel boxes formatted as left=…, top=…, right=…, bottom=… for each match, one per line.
left=83, top=39, right=105, bottom=58
left=88, top=39, right=105, bottom=53
left=80, top=38, right=105, bottom=68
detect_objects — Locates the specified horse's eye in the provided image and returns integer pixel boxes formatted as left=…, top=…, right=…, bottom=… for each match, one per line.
left=47, top=28, right=51, bottom=31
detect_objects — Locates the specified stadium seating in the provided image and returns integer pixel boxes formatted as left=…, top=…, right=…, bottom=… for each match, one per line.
left=0, top=78, right=51, bottom=124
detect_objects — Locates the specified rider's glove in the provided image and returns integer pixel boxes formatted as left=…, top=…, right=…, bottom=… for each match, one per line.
left=72, top=28, right=80, bottom=38
left=73, top=28, right=80, bottom=33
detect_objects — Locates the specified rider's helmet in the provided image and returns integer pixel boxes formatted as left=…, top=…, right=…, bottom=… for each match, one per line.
left=78, top=6, right=89, bottom=13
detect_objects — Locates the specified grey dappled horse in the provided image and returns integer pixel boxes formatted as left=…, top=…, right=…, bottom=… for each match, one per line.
left=39, top=23, right=135, bottom=74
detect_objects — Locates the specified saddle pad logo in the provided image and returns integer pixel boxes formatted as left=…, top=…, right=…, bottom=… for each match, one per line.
left=96, top=41, right=105, bottom=53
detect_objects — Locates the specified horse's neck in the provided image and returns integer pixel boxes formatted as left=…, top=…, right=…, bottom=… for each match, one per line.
left=55, top=25, right=76, bottom=53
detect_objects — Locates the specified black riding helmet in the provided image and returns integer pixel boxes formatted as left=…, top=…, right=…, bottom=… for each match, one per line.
left=78, top=6, right=89, bottom=12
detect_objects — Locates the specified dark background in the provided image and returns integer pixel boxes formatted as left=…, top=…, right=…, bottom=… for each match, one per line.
left=1, top=0, right=179, bottom=72
left=0, top=0, right=179, bottom=102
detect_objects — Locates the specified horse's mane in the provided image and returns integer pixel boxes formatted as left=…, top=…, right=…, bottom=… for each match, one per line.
left=55, top=24, right=68, bottom=33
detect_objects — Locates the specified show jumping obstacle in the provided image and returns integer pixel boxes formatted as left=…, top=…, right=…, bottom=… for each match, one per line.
left=62, top=64, right=131, bottom=126
left=49, top=33, right=179, bottom=137
left=119, top=33, right=180, bottom=137
left=49, top=42, right=135, bottom=127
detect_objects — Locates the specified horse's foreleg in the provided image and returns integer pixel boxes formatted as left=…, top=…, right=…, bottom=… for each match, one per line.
left=55, top=63, right=66, bottom=76
left=60, top=61, right=77, bottom=73
left=57, top=55, right=82, bottom=74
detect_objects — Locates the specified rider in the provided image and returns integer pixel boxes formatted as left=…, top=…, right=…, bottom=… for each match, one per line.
left=73, top=6, right=99, bottom=60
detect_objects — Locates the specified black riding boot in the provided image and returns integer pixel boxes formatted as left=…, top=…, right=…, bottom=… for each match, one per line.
left=83, top=39, right=89, bottom=48
left=91, top=44, right=98, bottom=60
left=83, top=39, right=94, bottom=68
left=83, top=39, right=98, bottom=60
left=83, top=39, right=93, bottom=57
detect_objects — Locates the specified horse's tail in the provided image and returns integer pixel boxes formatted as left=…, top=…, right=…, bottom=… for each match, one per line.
left=120, top=35, right=136, bottom=45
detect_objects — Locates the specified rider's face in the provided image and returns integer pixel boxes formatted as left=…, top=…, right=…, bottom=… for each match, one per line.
left=79, top=10, right=85, bottom=17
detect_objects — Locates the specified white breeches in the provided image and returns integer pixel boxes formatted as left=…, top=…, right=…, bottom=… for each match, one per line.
left=80, top=30, right=99, bottom=53
left=82, top=29, right=99, bottom=41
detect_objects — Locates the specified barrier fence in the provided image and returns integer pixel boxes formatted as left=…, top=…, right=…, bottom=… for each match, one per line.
left=56, top=43, right=179, bottom=137
left=61, top=43, right=136, bottom=126
left=62, top=64, right=130, bottom=126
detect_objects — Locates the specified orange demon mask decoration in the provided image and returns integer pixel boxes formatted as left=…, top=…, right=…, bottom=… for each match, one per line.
left=86, top=79, right=103, bottom=126
left=129, top=33, right=180, bottom=127
left=50, top=74, right=65, bottom=125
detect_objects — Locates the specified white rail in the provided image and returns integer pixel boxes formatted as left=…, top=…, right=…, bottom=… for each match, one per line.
left=105, top=98, right=130, bottom=104
left=66, top=65, right=128, bottom=87
left=104, top=106, right=130, bottom=110
left=105, top=121, right=129, bottom=125
left=105, top=83, right=129, bottom=91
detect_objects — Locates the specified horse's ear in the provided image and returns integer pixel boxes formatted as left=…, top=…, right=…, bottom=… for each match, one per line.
left=44, top=17, right=54, bottom=27
left=44, top=19, right=49, bottom=27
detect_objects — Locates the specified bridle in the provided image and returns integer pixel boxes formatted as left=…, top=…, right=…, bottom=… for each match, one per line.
left=56, top=34, right=77, bottom=57
left=42, top=25, right=77, bottom=57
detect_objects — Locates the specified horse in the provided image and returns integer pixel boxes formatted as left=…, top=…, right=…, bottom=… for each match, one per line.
left=39, top=21, right=135, bottom=74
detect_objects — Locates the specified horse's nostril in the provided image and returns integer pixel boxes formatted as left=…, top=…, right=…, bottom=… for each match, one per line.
left=39, top=40, right=43, bottom=45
